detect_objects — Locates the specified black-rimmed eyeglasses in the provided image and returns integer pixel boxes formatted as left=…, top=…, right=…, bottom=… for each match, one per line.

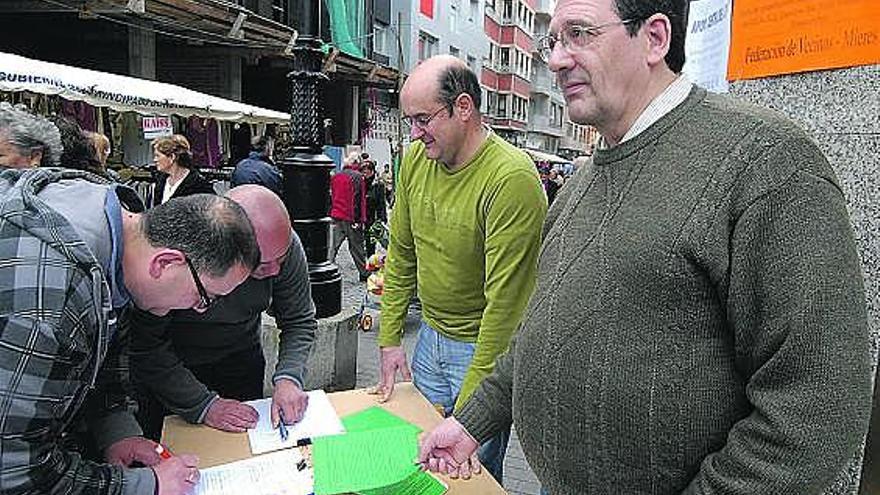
left=184, top=256, right=216, bottom=311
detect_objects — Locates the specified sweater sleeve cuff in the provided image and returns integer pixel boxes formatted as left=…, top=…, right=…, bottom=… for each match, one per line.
left=272, top=374, right=304, bottom=390
left=194, top=393, right=220, bottom=424
left=122, top=467, right=157, bottom=495
left=91, top=411, right=144, bottom=453
left=454, top=394, right=502, bottom=445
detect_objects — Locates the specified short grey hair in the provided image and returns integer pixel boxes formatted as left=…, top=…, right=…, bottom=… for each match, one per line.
left=141, top=194, right=261, bottom=276
left=0, top=103, right=62, bottom=166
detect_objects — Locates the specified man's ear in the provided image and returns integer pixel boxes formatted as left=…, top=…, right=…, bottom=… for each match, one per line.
left=147, top=249, right=186, bottom=279
left=454, top=93, right=475, bottom=121
left=643, top=13, right=672, bottom=67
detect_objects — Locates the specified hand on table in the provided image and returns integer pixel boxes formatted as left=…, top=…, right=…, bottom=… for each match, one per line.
left=369, top=345, right=412, bottom=403
left=272, top=378, right=309, bottom=427
left=203, top=397, right=258, bottom=432
left=153, top=454, right=200, bottom=495
left=418, top=417, right=481, bottom=480
left=105, top=436, right=161, bottom=467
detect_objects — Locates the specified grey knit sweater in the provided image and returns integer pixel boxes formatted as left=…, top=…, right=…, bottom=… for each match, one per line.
left=457, top=87, right=872, bottom=494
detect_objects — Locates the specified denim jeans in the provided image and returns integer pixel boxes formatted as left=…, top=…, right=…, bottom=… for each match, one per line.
left=411, top=320, right=511, bottom=483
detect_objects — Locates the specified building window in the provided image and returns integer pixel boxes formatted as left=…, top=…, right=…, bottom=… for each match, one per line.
left=501, top=0, right=513, bottom=21
left=497, top=94, right=508, bottom=118
left=450, top=46, right=460, bottom=58
left=469, top=0, right=479, bottom=22
left=512, top=95, right=528, bottom=122
left=418, top=31, right=439, bottom=61
left=374, top=24, right=388, bottom=56
left=487, top=91, right=498, bottom=116
left=499, top=47, right=511, bottom=72
left=467, top=55, right=478, bottom=73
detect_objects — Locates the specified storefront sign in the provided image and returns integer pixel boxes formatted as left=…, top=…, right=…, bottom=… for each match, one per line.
left=142, top=116, right=173, bottom=140
left=727, top=0, right=880, bottom=80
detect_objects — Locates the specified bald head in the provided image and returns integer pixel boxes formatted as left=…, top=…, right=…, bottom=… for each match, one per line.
left=226, top=184, right=293, bottom=279
left=401, top=55, right=481, bottom=118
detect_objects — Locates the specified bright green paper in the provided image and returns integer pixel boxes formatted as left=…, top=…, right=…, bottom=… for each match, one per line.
left=312, top=425, right=420, bottom=495
left=358, top=469, right=447, bottom=495
left=341, top=406, right=422, bottom=435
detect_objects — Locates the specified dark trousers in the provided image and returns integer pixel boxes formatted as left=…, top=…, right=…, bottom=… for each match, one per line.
left=137, top=345, right=265, bottom=441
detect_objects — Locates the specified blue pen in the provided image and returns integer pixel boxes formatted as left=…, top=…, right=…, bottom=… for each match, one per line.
left=278, top=409, right=289, bottom=442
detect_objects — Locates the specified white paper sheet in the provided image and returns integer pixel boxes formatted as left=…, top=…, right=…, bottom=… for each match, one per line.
left=246, top=390, right=346, bottom=455
left=195, top=449, right=313, bottom=495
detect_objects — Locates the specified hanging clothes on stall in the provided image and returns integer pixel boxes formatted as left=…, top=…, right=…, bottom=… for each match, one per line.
left=185, top=116, right=221, bottom=168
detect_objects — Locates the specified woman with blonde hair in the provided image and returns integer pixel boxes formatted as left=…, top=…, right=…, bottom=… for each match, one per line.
left=151, top=134, right=214, bottom=207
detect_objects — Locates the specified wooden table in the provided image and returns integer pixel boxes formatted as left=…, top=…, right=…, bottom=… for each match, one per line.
left=162, top=383, right=506, bottom=494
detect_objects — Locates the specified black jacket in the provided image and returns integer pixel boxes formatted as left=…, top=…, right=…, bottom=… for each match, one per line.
left=152, top=169, right=215, bottom=207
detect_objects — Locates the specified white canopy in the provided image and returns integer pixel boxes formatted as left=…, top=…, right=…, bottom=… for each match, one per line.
left=0, top=51, right=290, bottom=124
left=523, top=148, right=570, bottom=164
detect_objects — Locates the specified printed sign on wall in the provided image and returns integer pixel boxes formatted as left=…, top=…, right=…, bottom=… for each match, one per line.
left=727, top=0, right=880, bottom=80
left=683, top=0, right=732, bottom=93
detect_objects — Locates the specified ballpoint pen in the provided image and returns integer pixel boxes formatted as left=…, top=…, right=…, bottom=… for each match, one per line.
left=278, top=409, right=289, bottom=442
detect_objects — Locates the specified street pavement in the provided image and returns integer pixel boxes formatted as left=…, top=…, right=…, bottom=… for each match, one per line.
left=334, top=241, right=542, bottom=495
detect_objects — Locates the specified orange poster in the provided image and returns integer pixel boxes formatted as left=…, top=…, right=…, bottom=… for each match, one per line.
left=727, top=0, right=880, bottom=80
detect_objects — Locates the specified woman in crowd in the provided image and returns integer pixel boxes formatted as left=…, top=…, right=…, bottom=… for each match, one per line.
left=0, top=102, right=61, bottom=169
left=151, top=134, right=214, bottom=207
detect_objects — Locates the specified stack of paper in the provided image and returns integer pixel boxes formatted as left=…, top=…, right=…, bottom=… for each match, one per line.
left=311, top=407, right=447, bottom=495
left=245, top=390, right=346, bottom=455
left=195, top=448, right=312, bottom=495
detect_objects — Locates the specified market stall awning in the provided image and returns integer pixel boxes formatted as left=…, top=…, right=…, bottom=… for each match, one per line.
left=0, top=51, right=290, bottom=124
left=523, top=148, right=570, bottom=164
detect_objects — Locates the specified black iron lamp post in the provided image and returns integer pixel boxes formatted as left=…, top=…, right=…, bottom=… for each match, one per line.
left=278, top=37, right=341, bottom=318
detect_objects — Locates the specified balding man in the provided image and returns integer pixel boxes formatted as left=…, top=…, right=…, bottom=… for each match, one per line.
left=373, top=55, right=547, bottom=482
left=132, top=185, right=317, bottom=439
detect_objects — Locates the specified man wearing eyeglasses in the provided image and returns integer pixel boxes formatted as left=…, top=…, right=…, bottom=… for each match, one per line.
left=417, top=0, right=871, bottom=493
left=131, top=185, right=317, bottom=442
left=0, top=167, right=260, bottom=495
left=372, top=55, right=547, bottom=483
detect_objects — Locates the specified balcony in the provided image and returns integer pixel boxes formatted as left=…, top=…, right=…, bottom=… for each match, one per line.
left=529, top=115, right=565, bottom=137
left=560, top=134, right=590, bottom=153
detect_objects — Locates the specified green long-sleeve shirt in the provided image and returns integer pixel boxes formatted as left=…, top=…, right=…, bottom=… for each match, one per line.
left=379, top=131, right=547, bottom=411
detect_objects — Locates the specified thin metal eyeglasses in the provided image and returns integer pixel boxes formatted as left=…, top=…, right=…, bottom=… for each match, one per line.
left=402, top=103, right=451, bottom=130
left=184, top=256, right=216, bottom=311
left=536, top=19, right=639, bottom=62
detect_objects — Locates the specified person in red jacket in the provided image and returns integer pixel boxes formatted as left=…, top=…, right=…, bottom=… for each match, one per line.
left=330, top=155, right=369, bottom=280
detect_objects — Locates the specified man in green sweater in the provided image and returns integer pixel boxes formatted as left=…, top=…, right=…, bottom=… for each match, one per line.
left=417, top=0, right=872, bottom=493
left=373, top=55, right=547, bottom=483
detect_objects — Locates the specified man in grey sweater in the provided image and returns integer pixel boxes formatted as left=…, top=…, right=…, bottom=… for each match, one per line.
left=417, top=0, right=872, bottom=493
left=132, top=185, right=317, bottom=439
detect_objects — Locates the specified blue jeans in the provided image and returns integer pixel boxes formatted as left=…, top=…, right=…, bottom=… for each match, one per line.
left=411, top=320, right=511, bottom=483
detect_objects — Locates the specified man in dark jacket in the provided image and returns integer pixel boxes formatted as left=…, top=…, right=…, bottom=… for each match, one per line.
left=231, top=135, right=283, bottom=197
left=132, top=185, right=317, bottom=438
left=0, top=167, right=260, bottom=495
left=361, top=160, right=387, bottom=256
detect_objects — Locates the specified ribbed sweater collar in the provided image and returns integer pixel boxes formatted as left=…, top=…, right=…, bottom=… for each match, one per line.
left=593, top=86, right=708, bottom=166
